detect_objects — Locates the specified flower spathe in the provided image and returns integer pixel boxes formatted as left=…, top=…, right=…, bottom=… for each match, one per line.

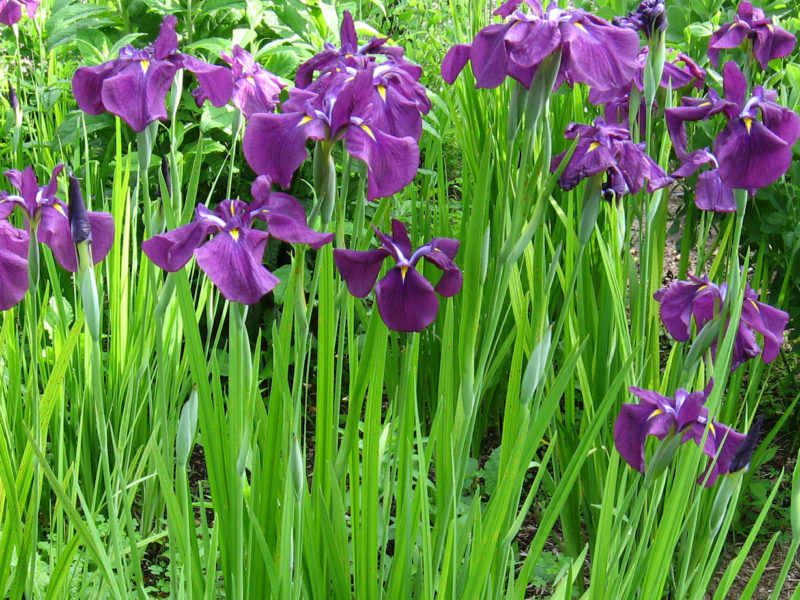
left=334, top=219, right=462, bottom=332
left=654, top=274, right=789, bottom=371
left=0, top=164, right=114, bottom=272
left=142, top=176, right=333, bottom=305
left=614, top=381, right=746, bottom=486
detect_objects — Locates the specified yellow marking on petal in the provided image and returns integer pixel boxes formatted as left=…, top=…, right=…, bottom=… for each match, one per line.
left=299, top=115, right=313, bottom=125
left=743, top=117, right=753, bottom=133
left=54, top=204, right=66, bottom=216
left=575, top=22, right=588, bottom=34
left=588, top=141, right=601, bottom=152
left=697, top=284, right=708, bottom=291
left=767, top=24, right=773, bottom=32
left=230, top=228, right=240, bottom=242
left=246, top=75, right=255, bottom=84
left=230, top=202, right=236, bottom=216
left=698, top=101, right=711, bottom=107
left=749, top=298, right=760, bottom=311
left=377, top=85, right=386, bottom=101
left=708, top=422, right=716, bottom=437
left=401, top=265, right=408, bottom=281
left=141, top=60, right=150, bottom=74
left=361, top=124, right=377, bottom=141
left=647, top=408, right=664, bottom=420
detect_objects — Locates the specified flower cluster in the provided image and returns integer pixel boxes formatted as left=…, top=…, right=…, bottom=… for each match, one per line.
left=0, top=165, right=114, bottom=310
left=142, top=176, right=333, bottom=305
left=72, top=16, right=233, bottom=132
left=708, top=1, right=796, bottom=70
left=666, top=62, right=800, bottom=211
left=614, top=382, right=752, bottom=486
left=551, top=117, right=673, bottom=199
left=654, top=274, right=789, bottom=371
left=334, top=220, right=462, bottom=332
left=243, top=11, right=430, bottom=200
left=441, top=0, right=640, bottom=92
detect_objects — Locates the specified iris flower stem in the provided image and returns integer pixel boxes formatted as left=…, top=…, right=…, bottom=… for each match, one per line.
left=225, top=111, right=243, bottom=201
left=312, top=141, right=337, bottom=230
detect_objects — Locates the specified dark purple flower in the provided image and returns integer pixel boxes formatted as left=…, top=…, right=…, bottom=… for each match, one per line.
left=728, top=416, right=762, bottom=473
left=334, top=219, right=462, bottom=332
left=0, top=165, right=114, bottom=272
left=666, top=62, right=800, bottom=204
left=613, top=0, right=667, bottom=39
left=0, top=220, right=29, bottom=310
left=615, top=381, right=746, bottom=486
left=550, top=117, right=673, bottom=197
left=191, top=45, right=283, bottom=118
left=441, top=0, right=640, bottom=91
left=654, top=274, right=789, bottom=370
left=708, top=1, right=796, bottom=70
left=72, top=16, right=233, bottom=132
left=243, top=70, right=420, bottom=200
left=142, top=176, right=332, bottom=304
left=0, top=0, right=38, bottom=25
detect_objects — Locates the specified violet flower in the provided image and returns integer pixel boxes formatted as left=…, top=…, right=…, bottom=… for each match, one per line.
left=0, top=0, right=38, bottom=25
left=441, top=0, right=640, bottom=91
left=192, top=45, right=284, bottom=119
left=243, top=70, right=420, bottom=200
left=654, top=274, right=789, bottom=371
left=614, top=381, right=746, bottom=486
left=72, top=15, right=233, bottom=132
left=708, top=1, right=796, bottom=70
left=0, top=220, right=29, bottom=310
left=666, top=62, right=800, bottom=209
left=613, top=0, right=667, bottom=39
left=142, top=176, right=333, bottom=305
left=0, top=164, right=114, bottom=272
left=334, top=219, right=462, bottom=332
left=550, top=117, right=673, bottom=198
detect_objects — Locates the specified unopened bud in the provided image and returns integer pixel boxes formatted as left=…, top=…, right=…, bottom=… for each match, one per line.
left=68, top=175, right=92, bottom=244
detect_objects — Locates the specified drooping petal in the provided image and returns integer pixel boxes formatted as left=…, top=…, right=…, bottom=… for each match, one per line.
left=419, top=240, right=463, bottom=297
left=441, top=43, right=472, bottom=85
left=694, top=169, right=735, bottom=212
left=613, top=400, right=673, bottom=473
left=469, top=23, right=514, bottom=89
left=36, top=203, right=78, bottom=271
left=101, top=59, right=179, bottom=132
left=697, top=422, right=746, bottom=486
left=740, top=294, right=789, bottom=363
left=0, top=221, right=29, bottom=310
left=715, top=118, right=793, bottom=189
left=194, top=228, right=278, bottom=304
left=375, top=266, right=440, bottom=332
left=752, top=23, right=796, bottom=69
left=243, top=112, right=328, bottom=188
left=262, top=212, right=333, bottom=248
left=184, top=56, right=234, bottom=108
left=72, top=60, right=121, bottom=116
left=344, top=123, right=419, bottom=200
left=506, top=20, right=560, bottom=68
left=333, top=247, right=391, bottom=297
left=142, top=219, right=220, bottom=272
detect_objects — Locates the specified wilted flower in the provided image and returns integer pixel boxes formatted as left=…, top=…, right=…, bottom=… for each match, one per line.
left=708, top=1, right=796, bottom=70
left=613, top=0, right=667, bottom=39
left=441, top=0, right=640, bottom=91
left=142, top=176, right=332, bottom=304
left=614, top=381, right=746, bottom=486
left=654, top=274, right=789, bottom=371
left=243, top=70, right=420, bottom=200
left=72, top=15, right=233, bottom=132
left=728, top=416, right=762, bottom=473
left=551, top=117, right=673, bottom=197
left=0, top=164, right=114, bottom=272
left=192, top=45, right=284, bottom=119
left=0, top=0, right=38, bottom=26
left=334, top=219, right=462, bottom=332
left=666, top=62, right=800, bottom=209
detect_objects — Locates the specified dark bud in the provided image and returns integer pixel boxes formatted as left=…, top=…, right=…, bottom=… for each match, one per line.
left=69, top=174, right=92, bottom=244
left=7, top=84, right=18, bottom=110
left=614, top=0, right=667, bottom=39
left=729, top=416, right=763, bottom=473
left=160, top=155, right=171, bottom=198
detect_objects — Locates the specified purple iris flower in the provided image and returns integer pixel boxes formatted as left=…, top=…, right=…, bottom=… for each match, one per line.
left=192, top=45, right=284, bottom=119
left=654, top=274, right=789, bottom=371
left=550, top=117, right=673, bottom=197
left=334, top=219, right=462, bottom=332
left=708, top=1, right=796, bottom=70
left=0, top=220, right=29, bottom=310
left=0, top=164, right=114, bottom=272
left=142, top=176, right=333, bottom=305
left=666, top=62, right=800, bottom=209
left=243, top=70, right=420, bottom=200
left=295, top=10, right=409, bottom=88
left=72, top=15, right=233, bottom=132
left=614, top=381, right=746, bottom=486
left=441, top=0, right=639, bottom=91
left=0, top=0, right=38, bottom=25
